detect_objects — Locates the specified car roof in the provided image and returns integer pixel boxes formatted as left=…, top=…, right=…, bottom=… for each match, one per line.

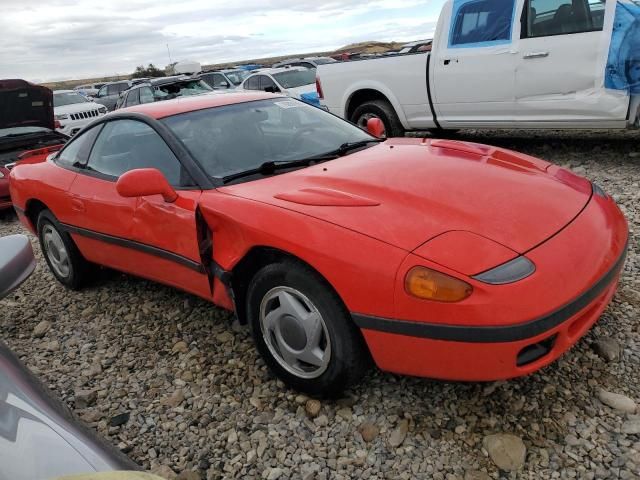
left=252, top=67, right=307, bottom=75
left=119, top=91, right=277, bottom=119
left=53, top=90, right=77, bottom=94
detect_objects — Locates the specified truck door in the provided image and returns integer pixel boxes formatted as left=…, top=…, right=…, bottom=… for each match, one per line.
left=513, top=0, right=629, bottom=125
left=432, top=0, right=519, bottom=126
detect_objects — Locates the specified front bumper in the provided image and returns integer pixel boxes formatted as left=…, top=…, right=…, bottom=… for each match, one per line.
left=354, top=192, right=628, bottom=381
left=57, top=111, right=106, bottom=136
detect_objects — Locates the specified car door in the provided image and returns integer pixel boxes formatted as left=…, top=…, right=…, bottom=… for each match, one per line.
left=124, top=88, right=140, bottom=107
left=72, top=118, right=210, bottom=298
left=432, top=0, right=519, bottom=126
left=514, top=0, right=628, bottom=125
left=243, top=75, right=262, bottom=91
left=260, top=75, right=281, bottom=93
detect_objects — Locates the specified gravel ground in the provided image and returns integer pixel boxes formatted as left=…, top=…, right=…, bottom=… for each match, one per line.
left=1, top=129, right=639, bottom=480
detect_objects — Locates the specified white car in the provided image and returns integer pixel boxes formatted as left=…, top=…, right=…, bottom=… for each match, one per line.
left=53, top=90, right=108, bottom=136
left=240, top=67, right=320, bottom=107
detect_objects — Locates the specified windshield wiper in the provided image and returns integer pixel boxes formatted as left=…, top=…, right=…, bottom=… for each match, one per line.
left=222, top=158, right=319, bottom=184
left=318, top=138, right=384, bottom=158
left=221, top=139, right=383, bottom=184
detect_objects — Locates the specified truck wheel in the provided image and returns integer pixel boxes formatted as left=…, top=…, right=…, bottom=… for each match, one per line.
left=351, top=100, right=405, bottom=137
left=37, top=210, right=91, bottom=290
left=246, top=260, right=370, bottom=397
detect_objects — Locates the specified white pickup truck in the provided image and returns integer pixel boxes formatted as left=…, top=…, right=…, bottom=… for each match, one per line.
left=316, top=0, right=640, bottom=136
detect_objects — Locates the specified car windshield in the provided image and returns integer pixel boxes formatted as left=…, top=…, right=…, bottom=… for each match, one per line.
left=54, top=92, right=89, bottom=107
left=273, top=70, right=316, bottom=89
left=154, top=80, right=213, bottom=99
left=223, top=70, right=250, bottom=85
left=162, top=98, right=373, bottom=180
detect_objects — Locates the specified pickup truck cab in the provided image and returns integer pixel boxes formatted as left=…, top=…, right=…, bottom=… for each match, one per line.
left=317, top=0, right=640, bottom=136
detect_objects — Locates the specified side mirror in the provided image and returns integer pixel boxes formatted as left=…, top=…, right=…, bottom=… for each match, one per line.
left=264, top=86, right=280, bottom=94
left=220, top=81, right=230, bottom=88
left=116, top=168, right=177, bottom=203
left=0, top=235, right=36, bottom=300
left=366, top=118, right=385, bottom=138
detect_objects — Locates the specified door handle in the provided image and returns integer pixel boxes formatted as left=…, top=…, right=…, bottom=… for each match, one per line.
left=523, top=51, right=549, bottom=59
left=71, top=198, right=86, bottom=212
left=443, top=58, right=458, bottom=66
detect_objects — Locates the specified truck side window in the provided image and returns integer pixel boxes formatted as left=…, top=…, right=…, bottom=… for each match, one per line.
left=521, top=0, right=605, bottom=38
left=449, top=0, right=516, bottom=47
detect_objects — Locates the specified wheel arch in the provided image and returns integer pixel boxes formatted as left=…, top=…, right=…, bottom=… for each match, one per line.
left=230, top=246, right=351, bottom=326
left=24, top=198, right=50, bottom=232
left=343, top=84, right=408, bottom=128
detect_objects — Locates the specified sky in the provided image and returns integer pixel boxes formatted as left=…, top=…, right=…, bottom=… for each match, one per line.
left=0, top=0, right=445, bottom=83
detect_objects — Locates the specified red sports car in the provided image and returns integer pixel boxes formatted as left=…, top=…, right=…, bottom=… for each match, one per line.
left=9, top=93, right=628, bottom=396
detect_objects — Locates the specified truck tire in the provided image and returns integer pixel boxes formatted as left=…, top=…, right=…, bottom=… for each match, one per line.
left=351, top=100, right=405, bottom=138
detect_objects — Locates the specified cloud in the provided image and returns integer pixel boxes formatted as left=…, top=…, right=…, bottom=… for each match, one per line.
left=0, top=0, right=442, bottom=82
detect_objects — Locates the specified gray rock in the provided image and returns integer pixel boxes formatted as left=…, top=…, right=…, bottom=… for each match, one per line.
left=598, top=389, right=637, bottom=413
left=33, top=320, right=51, bottom=338
left=621, top=416, right=640, bottom=435
left=161, top=389, right=185, bottom=408
left=358, top=422, right=379, bottom=443
left=592, top=338, right=621, bottom=362
left=74, top=389, right=97, bottom=409
left=482, top=434, right=527, bottom=471
left=305, top=399, right=321, bottom=418
left=388, top=419, right=409, bottom=448
left=464, top=470, right=491, bottom=480
left=152, top=464, right=177, bottom=479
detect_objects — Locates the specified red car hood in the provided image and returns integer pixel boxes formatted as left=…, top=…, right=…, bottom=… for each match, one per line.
left=218, top=139, right=592, bottom=253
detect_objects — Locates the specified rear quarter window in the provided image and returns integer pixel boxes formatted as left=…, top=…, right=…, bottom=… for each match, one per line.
left=449, top=0, right=516, bottom=48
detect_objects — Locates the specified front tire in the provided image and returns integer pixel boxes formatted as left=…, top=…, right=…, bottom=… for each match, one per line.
left=351, top=100, right=405, bottom=138
left=37, top=210, right=90, bottom=290
left=246, top=260, right=369, bottom=397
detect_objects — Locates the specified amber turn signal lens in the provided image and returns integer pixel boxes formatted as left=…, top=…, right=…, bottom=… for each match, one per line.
left=405, top=266, right=472, bottom=302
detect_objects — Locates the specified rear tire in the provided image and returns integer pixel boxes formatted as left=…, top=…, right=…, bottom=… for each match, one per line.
left=37, top=210, right=90, bottom=290
left=351, top=100, right=405, bottom=138
left=246, top=260, right=370, bottom=397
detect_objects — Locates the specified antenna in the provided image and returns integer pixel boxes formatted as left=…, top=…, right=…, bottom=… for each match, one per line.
left=167, top=44, right=173, bottom=65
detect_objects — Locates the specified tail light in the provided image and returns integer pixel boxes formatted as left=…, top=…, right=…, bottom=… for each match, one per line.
left=316, top=76, right=324, bottom=100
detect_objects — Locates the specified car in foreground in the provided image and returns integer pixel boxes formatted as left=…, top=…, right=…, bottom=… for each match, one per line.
left=9, top=93, right=628, bottom=396
left=0, top=79, right=68, bottom=211
left=241, top=68, right=320, bottom=106
left=53, top=90, right=108, bottom=136
left=115, top=76, right=213, bottom=110
left=93, top=81, right=132, bottom=111
left=272, top=57, right=337, bottom=69
left=0, top=234, right=139, bottom=479
left=199, top=69, right=251, bottom=90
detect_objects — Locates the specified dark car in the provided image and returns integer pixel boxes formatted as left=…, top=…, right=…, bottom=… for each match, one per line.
left=0, top=79, right=67, bottom=211
left=93, top=81, right=133, bottom=112
left=115, top=76, right=213, bottom=110
left=0, top=234, right=139, bottom=479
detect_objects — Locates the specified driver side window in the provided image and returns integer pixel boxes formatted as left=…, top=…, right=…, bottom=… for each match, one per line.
left=56, top=124, right=102, bottom=168
left=97, top=86, right=107, bottom=98
left=85, top=120, right=191, bottom=186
